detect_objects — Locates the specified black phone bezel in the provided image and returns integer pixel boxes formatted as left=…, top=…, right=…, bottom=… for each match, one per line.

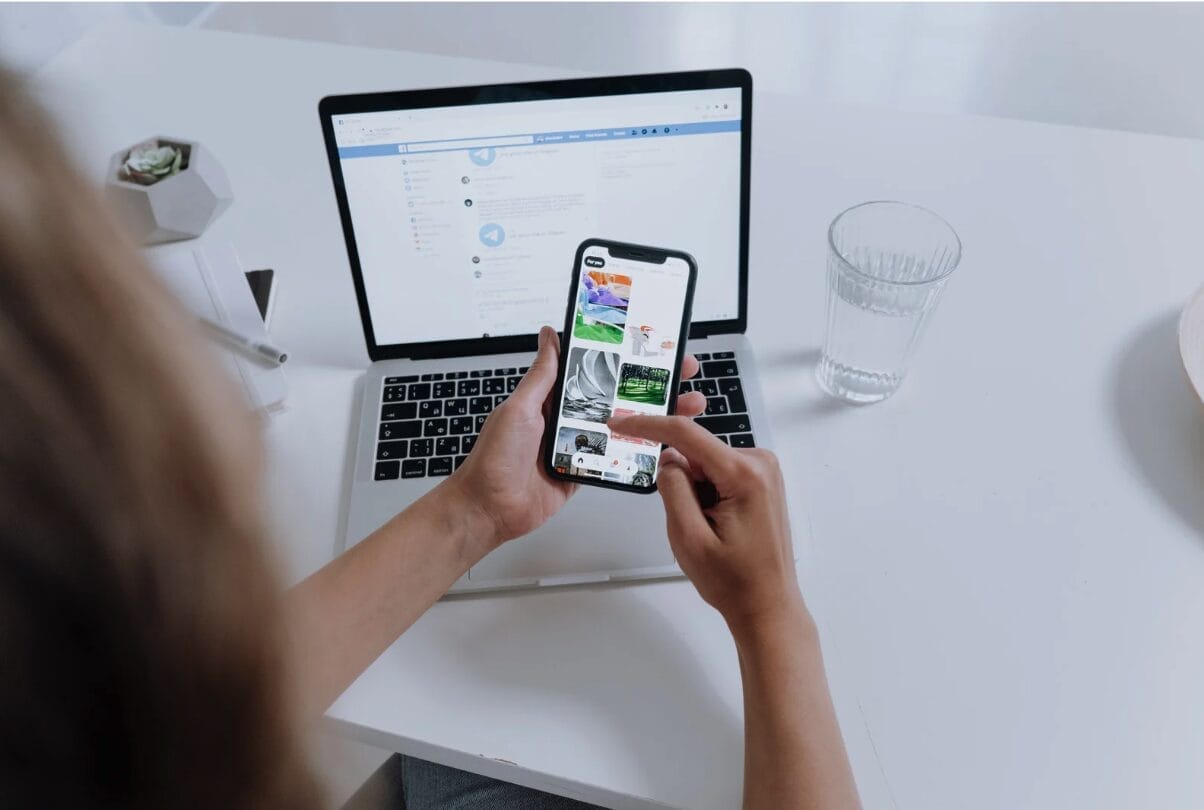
left=542, top=238, right=698, bottom=495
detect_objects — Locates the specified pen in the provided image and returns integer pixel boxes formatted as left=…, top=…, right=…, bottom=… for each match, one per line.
left=200, top=317, right=289, bottom=365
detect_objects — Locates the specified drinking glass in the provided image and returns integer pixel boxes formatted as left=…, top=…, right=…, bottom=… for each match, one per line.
left=817, top=201, right=962, bottom=403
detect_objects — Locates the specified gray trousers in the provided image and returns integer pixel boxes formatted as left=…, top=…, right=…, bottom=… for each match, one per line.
left=342, top=754, right=602, bottom=810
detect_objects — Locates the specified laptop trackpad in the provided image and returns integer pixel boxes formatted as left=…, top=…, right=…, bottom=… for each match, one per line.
left=468, top=486, right=675, bottom=583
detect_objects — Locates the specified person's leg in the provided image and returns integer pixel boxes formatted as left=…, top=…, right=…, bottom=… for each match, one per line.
left=399, top=755, right=601, bottom=810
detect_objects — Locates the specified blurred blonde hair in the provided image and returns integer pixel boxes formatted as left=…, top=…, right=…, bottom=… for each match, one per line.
left=0, top=69, right=322, bottom=809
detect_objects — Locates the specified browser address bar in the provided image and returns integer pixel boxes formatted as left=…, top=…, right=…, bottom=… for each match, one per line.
left=403, top=135, right=534, bottom=154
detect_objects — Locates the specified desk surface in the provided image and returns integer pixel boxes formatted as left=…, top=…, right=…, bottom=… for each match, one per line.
left=38, top=21, right=1204, bottom=810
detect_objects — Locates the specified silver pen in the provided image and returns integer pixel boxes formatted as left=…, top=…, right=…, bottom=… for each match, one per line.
left=200, top=317, right=289, bottom=365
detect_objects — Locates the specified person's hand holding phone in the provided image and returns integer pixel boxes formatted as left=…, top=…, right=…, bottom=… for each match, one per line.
left=449, top=326, right=707, bottom=549
left=604, top=412, right=803, bottom=632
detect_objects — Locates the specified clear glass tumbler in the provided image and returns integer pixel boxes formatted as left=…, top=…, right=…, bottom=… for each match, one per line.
left=817, top=201, right=962, bottom=403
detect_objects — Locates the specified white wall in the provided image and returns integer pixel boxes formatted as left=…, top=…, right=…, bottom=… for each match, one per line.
left=201, top=2, right=1204, bottom=141
left=7, top=3, right=1203, bottom=141
left=0, top=2, right=213, bottom=72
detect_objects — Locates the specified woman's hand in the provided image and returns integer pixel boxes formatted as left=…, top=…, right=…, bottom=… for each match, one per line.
left=605, top=412, right=803, bottom=634
left=448, top=325, right=706, bottom=549
left=603, top=414, right=861, bottom=810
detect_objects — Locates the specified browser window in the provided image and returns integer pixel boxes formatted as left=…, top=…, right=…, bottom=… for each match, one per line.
left=333, top=87, right=741, bottom=346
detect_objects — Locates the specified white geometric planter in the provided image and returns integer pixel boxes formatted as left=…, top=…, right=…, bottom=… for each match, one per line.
left=105, top=137, right=233, bottom=245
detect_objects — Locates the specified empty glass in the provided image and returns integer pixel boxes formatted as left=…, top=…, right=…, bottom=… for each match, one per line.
left=817, top=201, right=962, bottom=403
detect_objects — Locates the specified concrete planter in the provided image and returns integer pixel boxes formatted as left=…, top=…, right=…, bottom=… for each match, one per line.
left=105, top=137, right=233, bottom=245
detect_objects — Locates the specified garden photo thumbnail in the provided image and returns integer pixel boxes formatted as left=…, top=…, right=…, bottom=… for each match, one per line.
left=617, top=362, right=670, bottom=406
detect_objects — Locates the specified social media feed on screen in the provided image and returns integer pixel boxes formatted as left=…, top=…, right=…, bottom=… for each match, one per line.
left=550, top=246, right=691, bottom=490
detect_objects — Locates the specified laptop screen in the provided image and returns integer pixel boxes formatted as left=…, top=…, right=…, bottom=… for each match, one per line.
left=326, top=76, right=746, bottom=353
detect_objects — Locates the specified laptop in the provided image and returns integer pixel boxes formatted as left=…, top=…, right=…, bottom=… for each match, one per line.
left=319, top=69, right=770, bottom=593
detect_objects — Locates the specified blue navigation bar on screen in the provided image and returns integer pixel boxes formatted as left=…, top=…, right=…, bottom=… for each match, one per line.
left=337, top=119, right=741, bottom=159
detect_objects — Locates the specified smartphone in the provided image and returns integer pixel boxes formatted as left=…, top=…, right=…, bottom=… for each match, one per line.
left=544, top=238, right=698, bottom=494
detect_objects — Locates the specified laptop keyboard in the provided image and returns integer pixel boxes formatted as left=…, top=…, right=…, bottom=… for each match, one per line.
left=373, top=366, right=527, bottom=481
left=373, top=351, right=754, bottom=481
left=681, top=351, right=757, bottom=448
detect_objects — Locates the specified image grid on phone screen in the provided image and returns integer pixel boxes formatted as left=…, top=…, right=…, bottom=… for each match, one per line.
left=553, top=247, right=690, bottom=487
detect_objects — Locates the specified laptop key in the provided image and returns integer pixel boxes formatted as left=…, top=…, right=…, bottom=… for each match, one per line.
left=693, top=379, right=718, bottom=397
left=382, top=385, right=405, bottom=402
left=378, top=421, right=420, bottom=441
left=712, top=351, right=735, bottom=359
left=433, top=381, right=456, bottom=398
left=678, top=382, right=691, bottom=395
left=457, top=380, right=481, bottom=397
left=444, top=398, right=468, bottom=416
left=718, top=376, right=743, bottom=396
left=519, top=366, right=530, bottom=374
left=402, top=459, right=426, bottom=478
left=470, top=369, right=492, bottom=378
left=454, top=455, right=468, bottom=470
left=385, top=375, right=418, bottom=384
left=410, top=439, right=434, bottom=457
left=450, top=371, right=468, bottom=379
left=501, top=367, right=517, bottom=375
left=730, top=433, right=755, bottom=448
left=720, top=378, right=747, bottom=413
left=374, top=460, right=401, bottom=480
left=494, top=395, right=507, bottom=407
left=435, top=436, right=460, bottom=455
left=418, top=400, right=442, bottom=419
left=483, top=378, right=505, bottom=395
left=381, top=403, right=417, bottom=422
left=506, top=376, right=521, bottom=393
left=376, top=440, right=408, bottom=460
left=450, top=416, right=474, bottom=435
left=407, top=383, right=432, bottom=401
left=705, top=397, right=729, bottom=415
left=702, top=360, right=738, bottom=378
left=474, top=415, right=488, bottom=433
left=461, top=434, right=477, bottom=454
left=696, top=414, right=751, bottom=435
left=693, top=352, right=711, bottom=361
left=423, top=418, right=448, bottom=437
left=428, top=456, right=454, bottom=476
left=420, top=372, right=444, bottom=381
left=470, top=397, right=493, bottom=414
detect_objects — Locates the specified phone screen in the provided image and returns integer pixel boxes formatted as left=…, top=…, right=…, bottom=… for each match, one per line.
left=548, top=242, right=695, bottom=491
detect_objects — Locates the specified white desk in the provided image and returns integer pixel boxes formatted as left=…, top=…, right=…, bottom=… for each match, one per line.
left=38, top=22, right=1204, bottom=810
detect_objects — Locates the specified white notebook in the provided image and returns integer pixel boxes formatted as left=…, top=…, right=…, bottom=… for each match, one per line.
left=152, top=243, right=288, bottom=413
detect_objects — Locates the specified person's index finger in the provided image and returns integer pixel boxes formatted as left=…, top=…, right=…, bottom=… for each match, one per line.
left=609, top=413, right=740, bottom=486
left=680, top=354, right=700, bottom=380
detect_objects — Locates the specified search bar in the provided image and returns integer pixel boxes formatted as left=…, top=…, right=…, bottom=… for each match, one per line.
left=404, top=135, right=534, bottom=154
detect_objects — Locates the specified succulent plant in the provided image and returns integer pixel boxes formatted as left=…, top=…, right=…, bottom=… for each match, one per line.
left=118, top=139, right=187, bottom=186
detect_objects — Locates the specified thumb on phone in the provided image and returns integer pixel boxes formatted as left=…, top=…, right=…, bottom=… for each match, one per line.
left=511, top=325, right=559, bottom=408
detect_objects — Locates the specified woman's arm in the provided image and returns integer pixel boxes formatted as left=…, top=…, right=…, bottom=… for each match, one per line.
left=285, top=477, right=494, bottom=716
left=732, top=605, right=859, bottom=810
left=286, top=327, right=707, bottom=716
left=609, top=414, right=860, bottom=809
